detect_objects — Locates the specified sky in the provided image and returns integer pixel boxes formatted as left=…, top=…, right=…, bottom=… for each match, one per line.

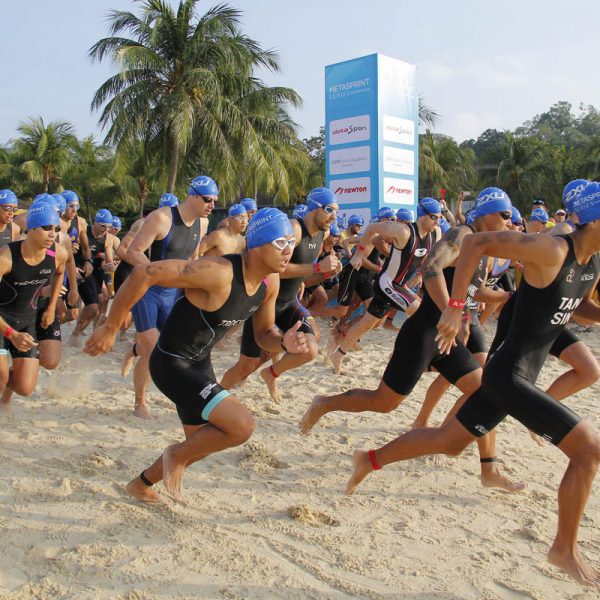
left=2, top=0, right=599, bottom=145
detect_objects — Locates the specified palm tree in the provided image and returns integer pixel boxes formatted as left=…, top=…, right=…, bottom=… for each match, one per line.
left=11, top=117, right=76, bottom=193
left=89, top=0, right=302, bottom=197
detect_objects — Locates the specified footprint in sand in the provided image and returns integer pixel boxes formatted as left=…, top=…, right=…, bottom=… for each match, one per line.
left=240, top=442, right=289, bottom=470
left=287, top=504, right=340, bottom=527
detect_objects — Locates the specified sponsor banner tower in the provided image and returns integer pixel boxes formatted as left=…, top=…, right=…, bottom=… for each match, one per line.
left=325, top=54, right=418, bottom=226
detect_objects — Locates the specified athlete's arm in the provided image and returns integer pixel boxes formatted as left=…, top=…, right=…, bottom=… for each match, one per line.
left=573, top=275, right=600, bottom=322
left=84, top=257, right=231, bottom=355
left=115, top=218, right=144, bottom=262
left=454, top=192, right=467, bottom=225
left=125, top=208, right=172, bottom=267
left=40, top=245, right=68, bottom=328
left=60, top=236, right=79, bottom=306
left=421, top=226, right=469, bottom=311
left=252, top=273, right=309, bottom=355
left=472, top=285, right=511, bottom=304
left=350, top=222, right=409, bottom=269
left=436, top=231, right=567, bottom=353
left=189, top=217, right=209, bottom=259
left=440, top=199, right=456, bottom=226
left=11, top=222, right=21, bottom=240
left=101, top=234, right=116, bottom=271
left=78, top=217, right=93, bottom=276
left=197, top=229, right=222, bottom=256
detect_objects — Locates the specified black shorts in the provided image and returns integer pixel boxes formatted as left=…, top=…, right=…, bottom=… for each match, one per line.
left=149, top=347, right=230, bottom=426
left=368, top=274, right=418, bottom=319
left=456, top=363, right=581, bottom=446
left=337, top=265, right=374, bottom=306
left=382, top=310, right=481, bottom=396
left=36, top=307, right=61, bottom=343
left=240, top=299, right=314, bottom=359
left=0, top=311, right=61, bottom=359
left=114, top=261, right=133, bottom=293
left=466, top=313, right=487, bottom=355
left=549, top=328, right=579, bottom=358
left=78, top=274, right=99, bottom=306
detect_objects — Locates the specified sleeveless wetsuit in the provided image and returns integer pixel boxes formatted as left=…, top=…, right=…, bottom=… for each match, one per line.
left=0, top=241, right=56, bottom=358
left=132, top=206, right=201, bottom=332
left=368, top=223, right=435, bottom=318
left=77, top=225, right=108, bottom=306
left=337, top=245, right=381, bottom=307
left=241, top=218, right=323, bottom=358
left=457, top=235, right=600, bottom=444
left=0, top=223, right=13, bottom=247
left=149, top=254, right=266, bottom=425
left=383, top=240, right=486, bottom=396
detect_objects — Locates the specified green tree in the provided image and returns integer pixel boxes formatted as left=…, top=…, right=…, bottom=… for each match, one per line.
left=89, top=0, right=301, bottom=198
left=11, top=117, right=76, bottom=194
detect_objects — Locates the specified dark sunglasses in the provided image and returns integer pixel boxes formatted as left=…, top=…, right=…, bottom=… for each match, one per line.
left=201, top=195, right=217, bottom=204
left=40, top=225, right=61, bottom=232
left=428, top=213, right=440, bottom=222
left=499, top=211, right=512, bottom=220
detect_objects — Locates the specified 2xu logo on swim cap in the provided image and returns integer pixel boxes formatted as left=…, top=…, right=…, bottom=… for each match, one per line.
left=477, top=190, right=507, bottom=205
left=564, top=184, right=587, bottom=204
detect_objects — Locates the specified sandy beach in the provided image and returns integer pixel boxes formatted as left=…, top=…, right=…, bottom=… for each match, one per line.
left=1, top=319, right=600, bottom=599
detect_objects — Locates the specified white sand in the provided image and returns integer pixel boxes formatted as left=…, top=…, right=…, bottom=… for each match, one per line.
left=1, top=320, right=600, bottom=599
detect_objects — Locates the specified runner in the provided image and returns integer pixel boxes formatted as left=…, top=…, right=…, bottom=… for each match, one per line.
left=220, top=187, right=340, bottom=403
left=346, top=183, right=600, bottom=587
left=84, top=208, right=308, bottom=503
left=548, top=180, right=588, bottom=236
left=301, top=187, right=522, bottom=492
left=0, top=190, right=21, bottom=245
left=0, top=202, right=68, bottom=412
left=528, top=207, right=549, bottom=233
left=329, top=197, right=442, bottom=374
left=121, top=175, right=212, bottom=418
left=198, top=204, right=247, bottom=256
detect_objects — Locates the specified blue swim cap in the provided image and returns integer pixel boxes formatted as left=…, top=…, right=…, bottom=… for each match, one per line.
left=293, top=204, right=308, bottom=219
left=27, top=201, right=60, bottom=230
left=189, top=175, right=219, bottom=197
left=95, top=208, right=113, bottom=225
left=159, top=193, right=179, bottom=208
left=530, top=207, right=548, bottom=223
left=228, top=203, right=247, bottom=217
left=52, top=194, right=66, bottom=214
left=370, top=216, right=379, bottom=223
left=34, top=193, right=53, bottom=204
left=329, top=222, right=341, bottom=237
left=396, top=208, right=414, bottom=222
left=240, top=198, right=258, bottom=212
left=511, top=206, right=523, bottom=225
left=439, top=218, right=451, bottom=233
left=348, top=214, right=364, bottom=227
left=307, top=187, right=338, bottom=212
left=62, top=190, right=79, bottom=205
left=473, top=187, right=512, bottom=218
left=377, top=206, right=396, bottom=220
left=417, top=198, right=442, bottom=217
left=112, top=216, right=122, bottom=229
left=572, top=182, right=600, bottom=225
left=246, top=207, right=294, bottom=250
left=562, top=179, right=588, bottom=213
left=466, top=210, right=476, bottom=225
left=0, top=189, right=18, bottom=205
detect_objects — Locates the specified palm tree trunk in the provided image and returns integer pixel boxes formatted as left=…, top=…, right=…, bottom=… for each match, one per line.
left=167, top=137, right=180, bottom=193
left=139, top=179, right=148, bottom=218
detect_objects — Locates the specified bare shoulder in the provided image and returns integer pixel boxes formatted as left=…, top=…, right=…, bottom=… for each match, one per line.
left=77, top=216, right=88, bottom=228
left=56, top=243, right=69, bottom=263
left=443, top=224, right=471, bottom=246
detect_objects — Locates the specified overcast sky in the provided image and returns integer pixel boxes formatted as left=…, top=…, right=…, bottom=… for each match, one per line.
left=2, top=0, right=599, bottom=144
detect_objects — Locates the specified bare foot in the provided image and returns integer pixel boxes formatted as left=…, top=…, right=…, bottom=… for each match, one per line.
left=68, top=334, right=84, bottom=348
left=411, top=418, right=429, bottom=429
left=548, top=544, right=600, bottom=587
left=133, top=403, right=153, bottom=420
left=0, top=401, right=11, bottom=415
left=529, top=430, right=545, bottom=447
left=480, top=465, right=526, bottom=493
left=299, top=395, right=327, bottom=435
left=330, top=349, right=345, bottom=375
left=119, top=330, right=127, bottom=343
left=326, top=331, right=339, bottom=357
left=162, top=445, right=186, bottom=503
left=349, top=340, right=363, bottom=352
left=121, top=342, right=136, bottom=377
left=346, top=450, right=374, bottom=495
left=260, top=367, right=283, bottom=404
left=125, top=476, right=165, bottom=503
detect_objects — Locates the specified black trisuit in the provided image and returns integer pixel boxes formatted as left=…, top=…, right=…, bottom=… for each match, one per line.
left=337, top=246, right=380, bottom=307
left=0, top=223, right=13, bottom=247
left=383, top=251, right=487, bottom=396
left=0, top=241, right=57, bottom=359
left=240, top=218, right=322, bottom=358
left=457, top=236, right=600, bottom=444
left=367, top=222, right=436, bottom=318
left=149, top=254, right=266, bottom=425
left=75, top=225, right=107, bottom=306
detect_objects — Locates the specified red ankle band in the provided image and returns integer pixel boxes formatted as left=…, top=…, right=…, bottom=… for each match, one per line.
left=368, top=449, right=381, bottom=471
left=270, top=365, right=279, bottom=379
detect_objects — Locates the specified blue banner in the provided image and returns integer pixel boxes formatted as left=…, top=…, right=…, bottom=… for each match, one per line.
left=325, top=54, right=418, bottom=224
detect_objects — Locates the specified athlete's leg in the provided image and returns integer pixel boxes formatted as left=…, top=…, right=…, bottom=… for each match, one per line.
left=330, top=312, right=380, bottom=374
left=548, top=342, right=600, bottom=401
left=132, top=328, right=159, bottom=419
left=5, top=358, right=40, bottom=398
left=0, top=354, right=10, bottom=413
left=220, top=355, right=263, bottom=389
left=300, top=380, right=407, bottom=434
left=548, top=421, right=600, bottom=586
left=70, top=303, right=99, bottom=338
left=38, top=340, right=61, bottom=371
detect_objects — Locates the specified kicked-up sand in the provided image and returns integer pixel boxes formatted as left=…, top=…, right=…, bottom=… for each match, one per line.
left=1, top=319, right=600, bottom=599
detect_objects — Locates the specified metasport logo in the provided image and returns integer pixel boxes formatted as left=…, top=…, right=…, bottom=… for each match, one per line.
left=331, top=125, right=368, bottom=136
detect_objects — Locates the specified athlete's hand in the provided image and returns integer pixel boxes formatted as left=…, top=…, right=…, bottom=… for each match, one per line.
left=68, top=288, right=79, bottom=308
left=71, top=242, right=80, bottom=254
left=9, top=331, right=37, bottom=352
left=40, top=308, right=55, bottom=329
left=282, top=321, right=309, bottom=354
left=350, top=252, right=363, bottom=270
left=319, top=252, right=340, bottom=274
left=435, top=307, right=462, bottom=354
left=84, top=324, right=117, bottom=356
left=102, top=261, right=116, bottom=272
left=83, top=262, right=93, bottom=278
